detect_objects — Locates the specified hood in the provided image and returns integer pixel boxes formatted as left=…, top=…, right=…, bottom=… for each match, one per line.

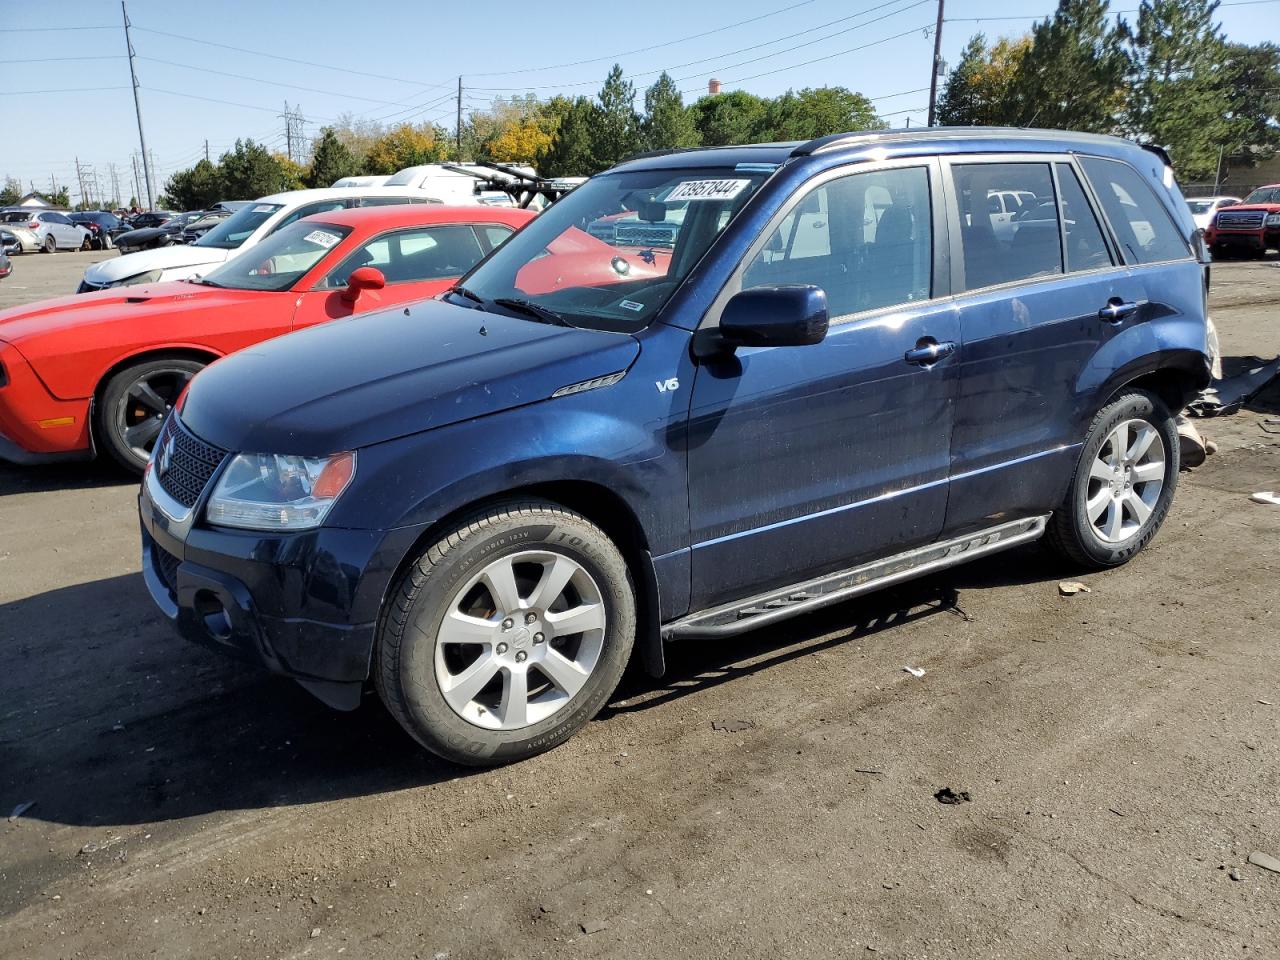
left=83, top=243, right=231, bottom=284
left=1218, top=202, right=1280, bottom=214
left=0, top=281, right=264, bottom=345
left=181, top=298, right=640, bottom=455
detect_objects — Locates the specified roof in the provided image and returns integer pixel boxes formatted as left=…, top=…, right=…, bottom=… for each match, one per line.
left=297, top=204, right=537, bottom=231
left=613, top=126, right=1160, bottom=173
left=254, top=185, right=443, bottom=205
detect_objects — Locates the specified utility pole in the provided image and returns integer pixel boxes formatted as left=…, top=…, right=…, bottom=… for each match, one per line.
left=121, top=1, right=154, bottom=209
left=456, top=76, right=463, bottom=160
left=204, top=139, right=210, bottom=163
left=109, top=163, right=121, bottom=207
left=283, top=101, right=294, bottom=162
left=926, top=0, right=946, bottom=127
left=131, top=153, right=141, bottom=207
left=74, top=157, right=88, bottom=210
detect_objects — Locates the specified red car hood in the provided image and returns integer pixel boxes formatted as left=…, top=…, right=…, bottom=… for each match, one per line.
left=0, top=281, right=269, bottom=345
left=1221, top=203, right=1280, bottom=214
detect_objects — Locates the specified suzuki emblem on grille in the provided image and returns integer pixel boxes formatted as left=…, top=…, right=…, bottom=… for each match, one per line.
left=155, top=432, right=175, bottom=477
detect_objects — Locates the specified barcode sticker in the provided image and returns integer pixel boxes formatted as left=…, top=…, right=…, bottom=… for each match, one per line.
left=665, top=179, right=752, bottom=202
left=303, top=230, right=341, bottom=248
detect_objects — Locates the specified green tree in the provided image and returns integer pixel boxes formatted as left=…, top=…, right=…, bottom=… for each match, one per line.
left=689, top=90, right=768, bottom=146
left=160, top=158, right=223, bottom=210
left=937, top=34, right=1033, bottom=125
left=1008, top=0, right=1129, bottom=130
left=759, top=86, right=882, bottom=140
left=537, top=96, right=597, bottom=176
left=1222, top=42, right=1280, bottom=163
left=0, top=177, right=21, bottom=206
left=306, top=127, right=363, bottom=187
left=218, top=139, right=293, bottom=199
left=49, top=187, right=71, bottom=208
left=642, top=72, right=699, bottom=151
left=1124, top=0, right=1235, bottom=179
left=591, top=64, right=641, bottom=168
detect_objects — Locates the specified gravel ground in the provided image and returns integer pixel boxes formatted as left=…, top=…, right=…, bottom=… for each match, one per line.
left=1, top=253, right=1279, bottom=959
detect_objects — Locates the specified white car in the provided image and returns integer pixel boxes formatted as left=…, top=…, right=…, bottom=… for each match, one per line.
left=1, top=209, right=92, bottom=253
left=77, top=187, right=440, bottom=292
left=1187, top=195, right=1241, bottom=232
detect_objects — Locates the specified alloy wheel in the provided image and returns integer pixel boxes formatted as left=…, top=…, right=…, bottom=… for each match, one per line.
left=1086, top=418, right=1166, bottom=544
left=119, top=368, right=194, bottom=461
left=434, top=550, right=607, bottom=731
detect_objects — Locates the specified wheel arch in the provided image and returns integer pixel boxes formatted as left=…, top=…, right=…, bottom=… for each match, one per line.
left=375, top=479, right=666, bottom=681
left=91, top=346, right=223, bottom=448
left=1102, top=348, right=1211, bottom=413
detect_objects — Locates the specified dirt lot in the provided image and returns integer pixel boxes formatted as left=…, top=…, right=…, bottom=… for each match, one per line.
left=2, top=254, right=1279, bottom=959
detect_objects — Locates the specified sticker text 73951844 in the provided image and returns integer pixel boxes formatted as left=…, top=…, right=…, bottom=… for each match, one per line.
left=665, top=179, right=752, bottom=202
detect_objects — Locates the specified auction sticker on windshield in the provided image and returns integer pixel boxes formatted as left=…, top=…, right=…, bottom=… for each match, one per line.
left=252, top=204, right=277, bottom=213
left=303, top=230, right=341, bottom=248
left=666, top=179, right=752, bottom=202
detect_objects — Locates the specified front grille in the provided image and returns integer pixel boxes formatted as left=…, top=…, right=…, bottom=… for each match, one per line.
left=1216, top=211, right=1265, bottom=229
left=152, top=542, right=180, bottom=596
left=613, top=224, right=678, bottom=247
left=155, top=415, right=228, bottom=509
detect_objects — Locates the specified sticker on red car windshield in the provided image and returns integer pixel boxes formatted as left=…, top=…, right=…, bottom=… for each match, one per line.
left=303, top=229, right=341, bottom=248
left=666, top=178, right=752, bottom=202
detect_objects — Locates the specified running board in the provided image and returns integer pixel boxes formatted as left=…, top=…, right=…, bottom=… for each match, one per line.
left=662, top=515, right=1050, bottom=640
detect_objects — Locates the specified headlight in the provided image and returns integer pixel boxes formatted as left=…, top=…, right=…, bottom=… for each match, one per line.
left=113, top=269, right=164, bottom=287
left=206, top=451, right=356, bottom=531
left=1266, top=213, right=1280, bottom=227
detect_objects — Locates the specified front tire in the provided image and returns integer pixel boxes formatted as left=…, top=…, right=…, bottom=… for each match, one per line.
left=97, top=358, right=204, bottom=473
left=376, top=500, right=636, bottom=766
left=1045, top=389, right=1179, bottom=569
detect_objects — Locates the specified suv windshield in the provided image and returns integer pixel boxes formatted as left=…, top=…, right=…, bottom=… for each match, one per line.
left=1243, top=187, right=1280, bottom=204
left=198, top=220, right=351, bottom=292
left=194, top=202, right=283, bottom=249
left=454, top=166, right=770, bottom=332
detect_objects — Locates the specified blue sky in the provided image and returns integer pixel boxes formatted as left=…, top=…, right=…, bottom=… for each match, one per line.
left=1, top=0, right=1277, bottom=204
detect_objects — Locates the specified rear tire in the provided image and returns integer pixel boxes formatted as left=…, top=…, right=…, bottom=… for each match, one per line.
left=97, top=358, right=205, bottom=474
left=1045, top=389, right=1179, bottom=569
left=42, top=234, right=56, bottom=254
left=376, top=500, right=636, bottom=766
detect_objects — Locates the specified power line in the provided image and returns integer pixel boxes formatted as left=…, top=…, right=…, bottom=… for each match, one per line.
left=0, top=24, right=116, bottom=32
left=137, top=56, right=421, bottom=107
left=0, top=55, right=125, bottom=64
left=0, top=86, right=130, bottom=95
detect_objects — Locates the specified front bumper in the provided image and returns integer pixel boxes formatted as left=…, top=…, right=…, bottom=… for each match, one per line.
left=138, top=464, right=426, bottom=708
left=1207, top=228, right=1280, bottom=251
left=0, top=342, right=93, bottom=462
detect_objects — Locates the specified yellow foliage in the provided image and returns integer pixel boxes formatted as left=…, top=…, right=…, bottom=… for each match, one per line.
left=365, top=124, right=446, bottom=174
left=488, top=121, right=552, bottom=163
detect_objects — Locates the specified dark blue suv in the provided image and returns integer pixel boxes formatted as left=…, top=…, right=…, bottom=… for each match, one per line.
left=139, top=128, right=1211, bottom=765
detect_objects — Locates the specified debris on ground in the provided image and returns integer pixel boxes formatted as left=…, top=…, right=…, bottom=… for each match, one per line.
left=1058, top=581, right=1092, bottom=596
left=8, top=801, right=35, bottom=822
left=1250, top=491, right=1280, bottom=506
left=903, top=666, right=926, bottom=678
left=711, top=720, right=754, bottom=733
left=1177, top=415, right=1216, bottom=468
left=1229, top=868, right=1244, bottom=881
left=947, top=604, right=975, bottom=622
left=1248, top=851, right=1280, bottom=874
left=934, top=787, right=971, bottom=805
left=1259, top=417, right=1280, bottom=435
left=580, top=920, right=609, bottom=935
left=854, top=768, right=885, bottom=776
left=1187, top=355, right=1280, bottom=417
left=310, top=927, right=321, bottom=939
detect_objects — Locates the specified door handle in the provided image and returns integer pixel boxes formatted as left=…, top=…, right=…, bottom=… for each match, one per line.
left=1098, top=299, right=1140, bottom=323
left=904, top=338, right=956, bottom=366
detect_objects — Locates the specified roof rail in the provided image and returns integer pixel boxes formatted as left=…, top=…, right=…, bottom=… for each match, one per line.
left=790, top=131, right=879, bottom=156
left=620, top=146, right=710, bottom=163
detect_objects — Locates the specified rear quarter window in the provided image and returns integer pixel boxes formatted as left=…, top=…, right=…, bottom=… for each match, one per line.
left=1080, top=157, right=1190, bottom=265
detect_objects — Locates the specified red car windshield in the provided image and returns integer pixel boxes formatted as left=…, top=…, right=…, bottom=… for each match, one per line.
left=197, top=220, right=352, bottom=291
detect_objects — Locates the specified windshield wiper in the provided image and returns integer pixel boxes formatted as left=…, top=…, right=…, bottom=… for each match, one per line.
left=492, top=297, right=573, bottom=327
left=448, top=285, right=486, bottom=309
left=186, top=275, right=221, bottom=288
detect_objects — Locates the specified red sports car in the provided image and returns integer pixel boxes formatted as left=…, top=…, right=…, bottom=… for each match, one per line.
left=0, top=204, right=534, bottom=473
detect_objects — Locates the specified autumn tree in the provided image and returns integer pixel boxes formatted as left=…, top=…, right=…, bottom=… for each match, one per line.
left=364, top=123, right=448, bottom=175
left=937, top=34, right=1033, bottom=125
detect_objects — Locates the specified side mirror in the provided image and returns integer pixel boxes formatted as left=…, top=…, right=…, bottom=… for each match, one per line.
left=702, top=285, right=828, bottom=355
left=341, top=266, right=385, bottom=304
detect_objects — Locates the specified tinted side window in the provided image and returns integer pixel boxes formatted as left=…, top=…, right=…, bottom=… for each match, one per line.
left=1079, top=157, right=1189, bottom=265
left=478, top=224, right=515, bottom=252
left=953, top=162, right=1062, bottom=291
left=743, top=166, right=932, bottom=319
left=323, top=225, right=484, bottom=288
left=357, top=196, right=414, bottom=207
left=275, top=199, right=350, bottom=231
left=1054, top=163, right=1112, bottom=272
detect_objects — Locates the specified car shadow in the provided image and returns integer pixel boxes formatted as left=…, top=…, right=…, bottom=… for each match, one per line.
left=0, top=459, right=136, bottom=496
left=1, top=544, right=1069, bottom=829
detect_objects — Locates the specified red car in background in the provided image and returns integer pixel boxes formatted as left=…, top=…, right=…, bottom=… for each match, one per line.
left=0, top=205, right=534, bottom=473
